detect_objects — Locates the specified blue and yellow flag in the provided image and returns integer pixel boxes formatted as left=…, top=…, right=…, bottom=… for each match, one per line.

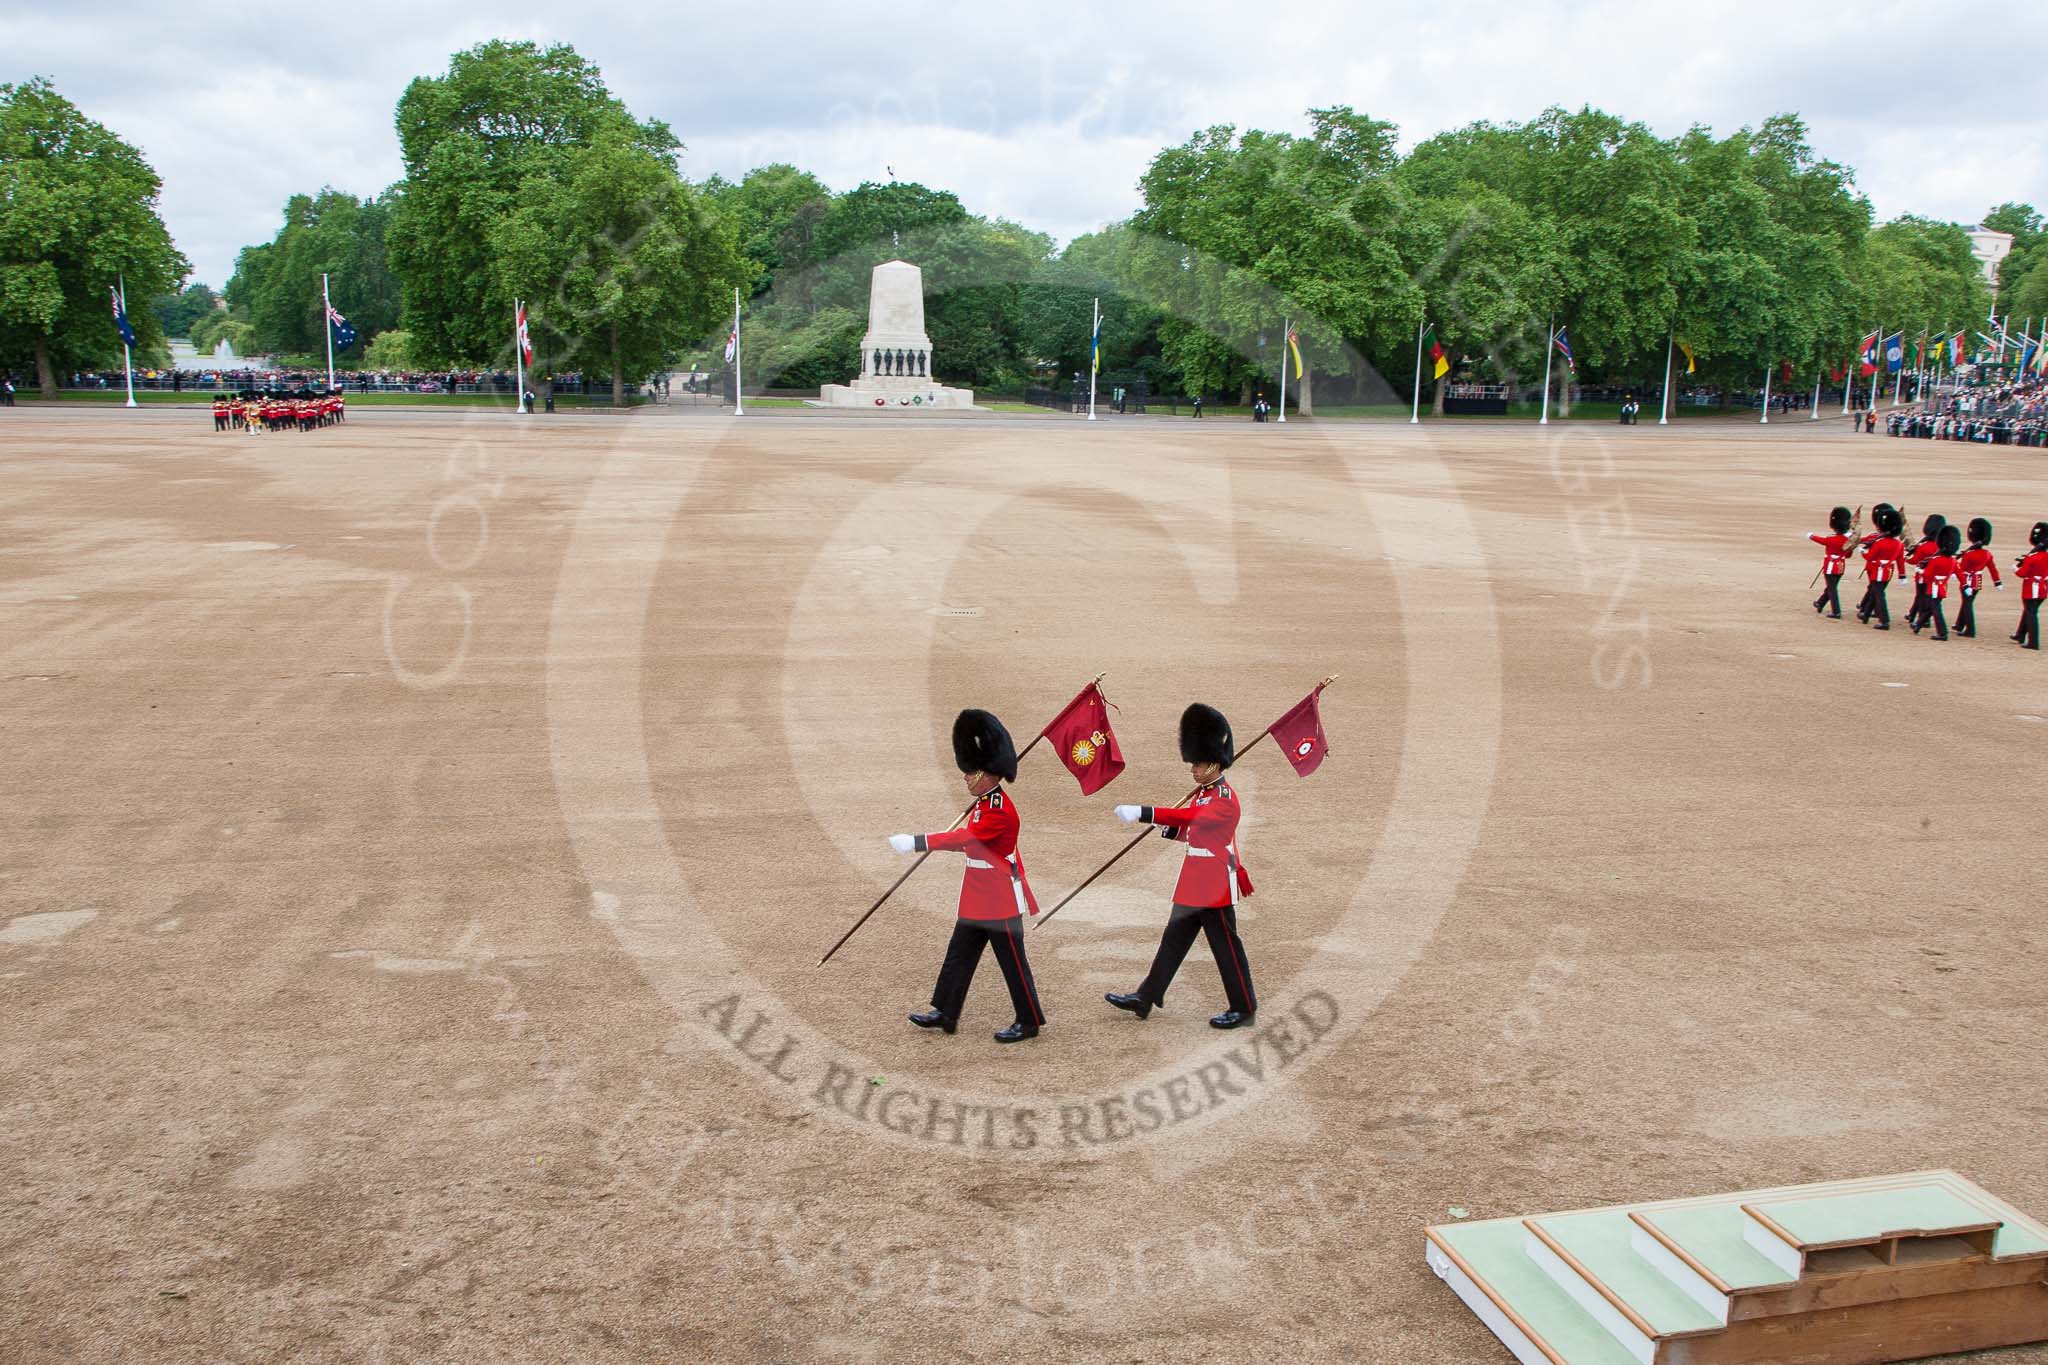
left=1090, top=309, right=1101, bottom=375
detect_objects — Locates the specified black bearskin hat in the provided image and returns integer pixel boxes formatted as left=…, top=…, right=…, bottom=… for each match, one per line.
left=1872, top=504, right=1902, bottom=535
left=1921, top=513, right=1946, bottom=540
left=1179, top=703, right=1234, bottom=770
left=1829, top=506, right=1852, bottom=534
left=1968, top=517, right=1992, bottom=546
left=952, top=709, right=1017, bottom=782
left=1938, top=524, right=1961, bottom=555
left=2033, top=522, right=2048, bottom=551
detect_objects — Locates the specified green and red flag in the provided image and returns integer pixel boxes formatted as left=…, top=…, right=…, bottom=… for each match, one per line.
left=1422, top=326, right=1450, bottom=380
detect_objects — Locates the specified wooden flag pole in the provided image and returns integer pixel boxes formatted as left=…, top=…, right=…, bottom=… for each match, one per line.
left=1034, top=676, right=1334, bottom=930
left=816, top=675, right=1103, bottom=967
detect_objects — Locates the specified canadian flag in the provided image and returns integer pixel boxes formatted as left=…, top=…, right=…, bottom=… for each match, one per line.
left=516, top=302, right=533, bottom=366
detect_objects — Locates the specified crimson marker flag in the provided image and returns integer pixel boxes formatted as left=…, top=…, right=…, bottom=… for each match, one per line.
left=1040, top=682, right=1125, bottom=795
left=1269, top=683, right=1331, bottom=778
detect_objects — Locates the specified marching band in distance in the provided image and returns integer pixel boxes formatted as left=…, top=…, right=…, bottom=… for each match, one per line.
left=1814, top=503, right=2047, bottom=648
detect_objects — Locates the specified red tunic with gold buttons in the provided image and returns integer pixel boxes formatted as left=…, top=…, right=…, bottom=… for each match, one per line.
left=2020, top=550, right=2048, bottom=603
left=1959, top=546, right=2002, bottom=593
left=1144, top=780, right=1246, bottom=909
left=915, top=787, right=1038, bottom=922
left=1924, top=553, right=1960, bottom=599
left=1809, top=532, right=1849, bottom=575
left=1862, top=535, right=1905, bottom=583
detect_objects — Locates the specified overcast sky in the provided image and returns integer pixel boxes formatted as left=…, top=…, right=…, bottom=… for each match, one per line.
left=6, top=0, right=2043, bottom=290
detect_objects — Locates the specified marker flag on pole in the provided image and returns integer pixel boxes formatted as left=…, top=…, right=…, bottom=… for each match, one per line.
left=1286, top=327, right=1303, bottom=381
left=1677, top=340, right=1696, bottom=374
left=110, top=286, right=136, bottom=348
left=723, top=324, right=737, bottom=364
left=1860, top=332, right=1880, bottom=375
left=1552, top=325, right=1575, bottom=373
left=1420, top=325, right=1450, bottom=380
left=1268, top=681, right=1332, bottom=778
left=1953, top=330, right=1967, bottom=364
left=516, top=303, right=533, bottom=366
left=326, top=303, right=356, bottom=353
left=1883, top=332, right=1904, bottom=374
left=1039, top=681, right=1126, bottom=795
left=1090, top=309, right=1102, bottom=376
left=2020, top=334, right=2040, bottom=376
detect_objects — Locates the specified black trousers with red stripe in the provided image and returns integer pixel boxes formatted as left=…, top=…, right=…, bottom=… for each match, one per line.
left=1137, top=903, right=1257, bottom=1015
left=931, top=917, right=1043, bottom=1026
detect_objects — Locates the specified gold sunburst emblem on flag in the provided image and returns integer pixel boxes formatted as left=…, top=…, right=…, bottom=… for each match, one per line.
left=1070, top=730, right=1108, bottom=768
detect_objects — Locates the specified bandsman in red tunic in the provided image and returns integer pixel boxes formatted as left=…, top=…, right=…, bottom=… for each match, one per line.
left=2015, top=522, right=2048, bottom=652
left=1956, top=518, right=2001, bottom=639
left=1810, top=505, right=1852, bottom=618
left=1855, top=503, right=1906, bottom=629
left=1105, top=703, right=1259, bottom=1030
left=1922, top=524, right=1962, bottom=641
left=1905, top=513, right=1947, bottom=633
left=889, top=710, right=1045, bottom=1043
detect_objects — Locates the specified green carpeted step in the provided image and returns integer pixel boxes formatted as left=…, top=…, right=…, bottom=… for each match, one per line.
left=1634, top=1204, right=1790, bottom=1291
left=1431, top=1218, right=1642, bottom=1365
left=1531, top=1210, right=1725, bottom=1339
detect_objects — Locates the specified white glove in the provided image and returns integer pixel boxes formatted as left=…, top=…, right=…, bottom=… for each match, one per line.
left=888, top=834, right=916, bottom=854
left=1114, top=805, right=1142, bottom=824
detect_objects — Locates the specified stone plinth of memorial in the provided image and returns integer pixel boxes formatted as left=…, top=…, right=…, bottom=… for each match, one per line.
left=815, top=260, right=976, bottom=410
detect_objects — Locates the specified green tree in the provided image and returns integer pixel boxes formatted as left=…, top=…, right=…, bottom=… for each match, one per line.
left=363, top=328, right=413, bottom=370
left=226, top=188, right=401, bottom=354
left=0, top=78, right=189, bottom=396
left=153, top=281, right=219, bottom=338
left=1981, top=202, right=2041, bottom=299
left=386, top=40, right=680, bottom=365
left=703, top=163, right=832, bottom=299
left=491, top=127, right=744, bottom=403
left=1860, top=216, right=1989, bottom=351
left=1130, top=107, right=1422, bottom=413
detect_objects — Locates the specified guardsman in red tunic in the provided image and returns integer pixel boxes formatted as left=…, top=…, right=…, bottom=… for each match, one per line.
left=1906, top=513, right=1947, bottom=633
left=1105, top=703, right=1259, bottom=1030
left=1855, top=504, right=1906, bottom=629
left=2015, top=522, right=2048, bottom=651
left=1923, top=524, right=1962, bottom=641
left=1810, top=505, right=1852, bottom=618
left=1956, top=518, right=2001, bottom=639
left=212, top=394, right=229, bottom=433
left=890, top=709, right=1045, bottom=1043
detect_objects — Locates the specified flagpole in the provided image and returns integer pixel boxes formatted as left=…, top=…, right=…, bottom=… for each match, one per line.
left=323, top=274, right=335, bottom=391
left=1411, top=318, right=1424, bottom=424
left=1277, top=315, right=1288, bottom=423
left=1035, top=675, right=1336, bottom=930
left=1538, top=314, right=1554, bottom=425
left=1841, top=330, right=1856, bottom=417
left=816, top=671, right=1108, bottom=967
left=119, top=274, right=135, bottom=408
left=1760, top=363, right=1771, bottom=424
left=1809, top=366, right=1821, bottom=420
left=732, top=287, right=744, bottom=417
left=1087, top=297, right=1098, bottom=422
left=513, top=299, right=526, bottom=415
left=1659, top=334, right=1673, bottom=426
left=1867, top=326, right=1881, bottom=413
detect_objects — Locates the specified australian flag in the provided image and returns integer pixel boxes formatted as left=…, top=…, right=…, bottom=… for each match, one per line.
left=327, top=303, right=357, bottom=353
left=110, top=286, right=136, bottom=348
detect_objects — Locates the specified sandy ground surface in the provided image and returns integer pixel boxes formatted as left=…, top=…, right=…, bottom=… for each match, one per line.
left=3, top=404, right=2046, bottom=1364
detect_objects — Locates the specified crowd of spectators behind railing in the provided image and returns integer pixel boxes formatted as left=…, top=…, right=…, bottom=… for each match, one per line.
left=1881, top=375, right=2048, bottom=446
left=44, top=368, right=598, bottom=395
